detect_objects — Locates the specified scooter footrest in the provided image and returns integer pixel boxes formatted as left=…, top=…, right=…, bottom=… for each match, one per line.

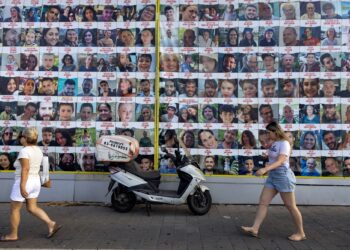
left=156, top=190, right=180, bottom=198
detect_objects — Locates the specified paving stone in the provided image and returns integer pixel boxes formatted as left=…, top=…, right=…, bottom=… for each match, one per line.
left=0, top=204, right=349, bottom=249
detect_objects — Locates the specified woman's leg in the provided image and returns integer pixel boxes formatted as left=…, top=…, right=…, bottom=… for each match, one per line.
left=3, top=201, right=23, bottom=240
left=242, top=187, right=278, bottom=235
left=26, top=198, right=56, bottom=233
left=279, top=192, right=306, bottom=240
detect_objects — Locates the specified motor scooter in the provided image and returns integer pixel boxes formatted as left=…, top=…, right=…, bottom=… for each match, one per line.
left=96, top=135, right=212, bottom=215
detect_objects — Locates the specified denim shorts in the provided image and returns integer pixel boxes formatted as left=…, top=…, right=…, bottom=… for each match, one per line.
left=265, top=168, right=296, bottom=193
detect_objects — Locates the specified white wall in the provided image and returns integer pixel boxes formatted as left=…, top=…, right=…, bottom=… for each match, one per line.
left=1, top=173, right=349, bottom=205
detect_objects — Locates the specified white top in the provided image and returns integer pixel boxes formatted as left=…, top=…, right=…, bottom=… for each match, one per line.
left=300, top=13, right=321, bottom=20
left=321, top=38, right=338, bottom=46
left=16, top=114, right=35, bottom=121
left=161, top=114, right=179, bottom=123
left=161, top=37, right=179, bottom=47
left=116, top=16, right=123, bottom=22
left=14, top=146, right=43, bottom=180
left=268, top=140, right=290, bottom=170
left=198, top=36, right=213, bottom=47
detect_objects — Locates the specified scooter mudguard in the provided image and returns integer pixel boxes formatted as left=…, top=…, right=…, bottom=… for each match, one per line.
left=190, top=184, right=210, bottom=195
left=106, top=179, right=116, bottom=196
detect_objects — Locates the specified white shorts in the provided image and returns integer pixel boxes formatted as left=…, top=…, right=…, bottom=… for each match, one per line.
left=10, top=177, right=41, bottom=202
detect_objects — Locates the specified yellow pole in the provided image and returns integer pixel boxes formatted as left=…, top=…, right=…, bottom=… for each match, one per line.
left=154, top=0, right=160, bottom=169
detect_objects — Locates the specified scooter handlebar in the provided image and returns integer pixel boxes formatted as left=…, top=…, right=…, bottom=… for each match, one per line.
left=160, top=145, right=169, bottom=154
left=163, top=152, right=178, bottom=164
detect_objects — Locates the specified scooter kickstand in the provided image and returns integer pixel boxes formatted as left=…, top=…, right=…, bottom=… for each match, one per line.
left=145, top=201, right=152, bottom=216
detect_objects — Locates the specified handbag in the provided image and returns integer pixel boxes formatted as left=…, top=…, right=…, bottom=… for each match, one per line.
left=40, top=154, right=51, bottom=188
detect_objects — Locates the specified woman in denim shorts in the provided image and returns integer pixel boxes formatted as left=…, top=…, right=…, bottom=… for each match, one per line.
left=241, top=121, right=306, bottom=241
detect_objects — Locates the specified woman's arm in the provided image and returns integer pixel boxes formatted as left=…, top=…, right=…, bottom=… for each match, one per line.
left=255, top=154, right=288, bottom=176
left=19, top=158, right=30, bottom=198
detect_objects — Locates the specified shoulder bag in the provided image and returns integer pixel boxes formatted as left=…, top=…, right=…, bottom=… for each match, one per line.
left=40, top=154, right=51, bottom=188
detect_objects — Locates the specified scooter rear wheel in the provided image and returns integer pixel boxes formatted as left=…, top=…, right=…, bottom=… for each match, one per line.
left=187, top=189, right=212, bottom=215
left=111, top=187, right=136, bottom=213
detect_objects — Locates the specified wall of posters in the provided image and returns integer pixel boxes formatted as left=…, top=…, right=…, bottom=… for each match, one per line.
left=158, top=0, right=350, bottom=177
left=0, top=0, right=156, bottom=172
left=0, top=0, right=349, bottom=178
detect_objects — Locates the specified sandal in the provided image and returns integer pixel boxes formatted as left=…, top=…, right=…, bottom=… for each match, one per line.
left=47, top=223, right=62, bottom=239
left=288, top=235, right=307, bottom=242
left=0, top=235, right=19, bottom=242
left=240, top=226, right=260, bottom=238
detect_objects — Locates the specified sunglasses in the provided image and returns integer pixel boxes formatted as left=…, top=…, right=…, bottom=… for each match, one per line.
left=4, top=132, right=13, bottom=136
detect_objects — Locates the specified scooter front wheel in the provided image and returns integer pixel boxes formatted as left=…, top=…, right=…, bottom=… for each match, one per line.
left=187, top=189, right=212, bottom=215
left=111, top=186, right=136, bottom=213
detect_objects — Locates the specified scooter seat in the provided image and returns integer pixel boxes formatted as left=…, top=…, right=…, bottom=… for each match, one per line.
left=135, top=170, right=161, bottom=180
left=122, top=161, right=161, bottom=181
left=121, top=161, right=161, bottom=190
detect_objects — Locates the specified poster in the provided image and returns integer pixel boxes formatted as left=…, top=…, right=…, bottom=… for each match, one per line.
left=158, top=0, right=350, bottom=177
left=0, top=0, right=349, bottom=177
left=0, top=0, right=156, bottom=172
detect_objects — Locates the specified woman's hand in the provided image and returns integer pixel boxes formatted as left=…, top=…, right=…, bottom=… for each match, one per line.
left=20, top=185, right=28, bottom=198
left=255, top=165, right=269, bottom=176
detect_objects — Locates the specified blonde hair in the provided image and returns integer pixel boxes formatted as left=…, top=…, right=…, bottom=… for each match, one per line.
left=23, top=127, right=38, bottom=145
left=281, top=3, right=295, bottom=14
left=266, top=121, right=292, bottom=149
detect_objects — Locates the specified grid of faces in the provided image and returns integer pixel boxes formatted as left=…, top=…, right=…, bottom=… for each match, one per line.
left=1, top=1, right=350, bottom=177
left=0, top=1, right=156, bottom=172
left=158, top=0, right=350, bottom=177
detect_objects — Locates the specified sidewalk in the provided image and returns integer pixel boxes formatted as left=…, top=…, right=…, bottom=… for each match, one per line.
left=0, top=203, right=349, bottom=249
